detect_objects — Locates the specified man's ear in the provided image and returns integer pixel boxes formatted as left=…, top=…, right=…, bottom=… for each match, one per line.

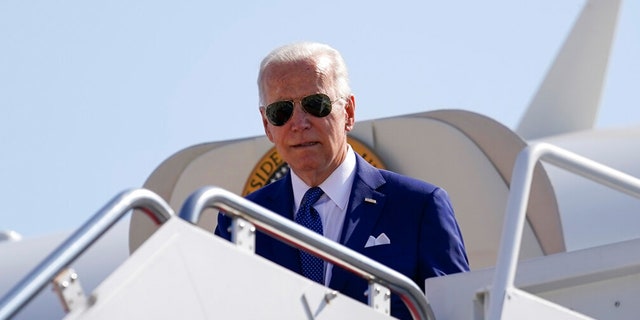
left=344, top=95, right=356, bottom=131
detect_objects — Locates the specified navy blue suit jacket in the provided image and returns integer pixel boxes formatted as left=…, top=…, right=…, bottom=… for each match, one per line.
left=215, top=154, right=469, bottom=319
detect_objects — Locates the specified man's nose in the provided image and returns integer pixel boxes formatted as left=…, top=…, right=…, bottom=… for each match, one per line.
left=288, top=103, right=311, bottom=129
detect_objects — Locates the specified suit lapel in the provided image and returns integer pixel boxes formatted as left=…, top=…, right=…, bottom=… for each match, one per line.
left=331, top=155, right=386, bottom=290
left=341, top=179, right=386, bottom=249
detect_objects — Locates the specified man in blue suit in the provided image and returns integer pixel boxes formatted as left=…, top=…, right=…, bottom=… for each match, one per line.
left=215, top=42, right=469, bottom=319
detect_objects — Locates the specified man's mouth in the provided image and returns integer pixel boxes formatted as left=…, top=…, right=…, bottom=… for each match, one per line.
left=293, top=141, right=319, bottom=148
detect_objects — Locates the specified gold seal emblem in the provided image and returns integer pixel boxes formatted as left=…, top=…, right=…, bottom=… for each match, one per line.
left=242, top=136, right=386, bottom=196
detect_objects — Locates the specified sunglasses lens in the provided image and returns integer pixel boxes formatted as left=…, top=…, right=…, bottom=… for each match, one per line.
left=265, top=94, right=334, bottom=126
left=265, top=101, right=294, bottom=126
left=301, top=94, right=332, bottom=117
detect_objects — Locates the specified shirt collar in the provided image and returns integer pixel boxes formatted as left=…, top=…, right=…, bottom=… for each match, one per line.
left=291, top=145, right=357, bottom=211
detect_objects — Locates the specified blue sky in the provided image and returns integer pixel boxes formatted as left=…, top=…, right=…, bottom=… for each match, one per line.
left=1, top=0, right=639, bottom=238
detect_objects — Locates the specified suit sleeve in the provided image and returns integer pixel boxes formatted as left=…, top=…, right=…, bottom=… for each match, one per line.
left=419, top=187, right=469, bottom=280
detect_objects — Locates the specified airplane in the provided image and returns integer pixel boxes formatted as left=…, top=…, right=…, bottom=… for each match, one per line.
left=1, top=0, right=639, bottom=318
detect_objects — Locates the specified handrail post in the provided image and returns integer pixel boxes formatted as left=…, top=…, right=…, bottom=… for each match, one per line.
left=0, top=188, right=174, bottom=320
left=487, top=143, right=640, bottom=319
left=179, top=186, right=434, bottom=320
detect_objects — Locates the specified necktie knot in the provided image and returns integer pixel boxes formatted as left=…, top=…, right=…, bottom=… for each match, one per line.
left=296, top=187, right=324, bottom=235
left=300, top=187, right=323, bottom=211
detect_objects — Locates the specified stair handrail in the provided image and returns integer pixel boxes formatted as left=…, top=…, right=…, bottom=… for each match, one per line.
left=487, top=142, right=640, bottom=319
left=0, top=188, right=175, bottom=320
left=179, top=186, right=435, bottom=320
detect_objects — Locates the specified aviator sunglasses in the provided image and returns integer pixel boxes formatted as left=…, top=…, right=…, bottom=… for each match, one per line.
left=263, top=93, right=340, bottom=126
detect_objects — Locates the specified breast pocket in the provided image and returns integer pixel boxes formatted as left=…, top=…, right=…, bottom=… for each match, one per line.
left=364, top=238, right=420, bottom=278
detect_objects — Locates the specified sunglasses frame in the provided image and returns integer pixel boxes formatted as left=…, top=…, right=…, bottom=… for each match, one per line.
left=262, top=93, right=343, bottom=126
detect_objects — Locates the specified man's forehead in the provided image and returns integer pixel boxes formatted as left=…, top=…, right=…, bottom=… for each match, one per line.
left=264, top=59, right=318, bottom=77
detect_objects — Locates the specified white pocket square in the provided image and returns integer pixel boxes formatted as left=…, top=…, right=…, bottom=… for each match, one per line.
left=364, top=233, right=391, bottom=248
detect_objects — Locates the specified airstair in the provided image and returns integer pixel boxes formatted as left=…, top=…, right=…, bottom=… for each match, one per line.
left=1, top=143, right=640, bottom=319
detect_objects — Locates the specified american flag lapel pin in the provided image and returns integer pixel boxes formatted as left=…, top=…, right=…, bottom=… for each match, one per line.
left=364, top=198, right=377, bottom=204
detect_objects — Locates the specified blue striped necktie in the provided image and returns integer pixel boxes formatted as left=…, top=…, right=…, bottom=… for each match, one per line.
left=295, top=187, right=324, bottom=283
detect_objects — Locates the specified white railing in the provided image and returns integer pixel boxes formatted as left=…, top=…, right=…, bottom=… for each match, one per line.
left=0, top=189, right=175, bottom=320
left=487, top=142, right=640, bottom=319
